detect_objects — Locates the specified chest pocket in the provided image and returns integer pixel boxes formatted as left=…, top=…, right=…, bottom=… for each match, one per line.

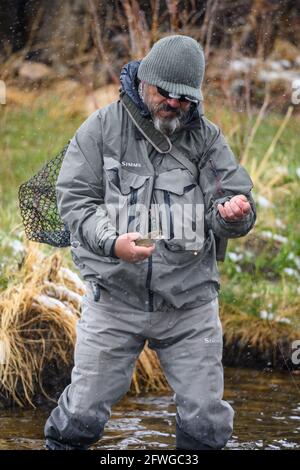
left=152, top=168, right=205, bottom=251
left=103, top=157, right=151, bottom=236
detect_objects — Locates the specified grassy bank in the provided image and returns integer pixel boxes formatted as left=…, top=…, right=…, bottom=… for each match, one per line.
left=0, top=89, right=84, bottom=289
left=0, top=86, right=300, bottom=406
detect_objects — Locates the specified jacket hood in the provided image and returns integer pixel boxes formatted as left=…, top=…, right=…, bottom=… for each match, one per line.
left=119, top=60, right=203, bottom=129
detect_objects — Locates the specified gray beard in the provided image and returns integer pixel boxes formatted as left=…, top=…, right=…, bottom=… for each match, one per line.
left=152, top=114, right=181, bottom=136
left=139, top=82, right=188, bottom=136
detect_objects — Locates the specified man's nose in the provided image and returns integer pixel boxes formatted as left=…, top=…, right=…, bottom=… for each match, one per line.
left=166, top=97, right=180, bottom=108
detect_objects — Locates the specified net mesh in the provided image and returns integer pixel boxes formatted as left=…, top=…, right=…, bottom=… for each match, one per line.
left=18, top=144, right=71, bottom=247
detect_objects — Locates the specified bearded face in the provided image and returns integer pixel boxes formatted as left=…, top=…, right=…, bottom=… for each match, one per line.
left=139, top=82, right=192, bottom=136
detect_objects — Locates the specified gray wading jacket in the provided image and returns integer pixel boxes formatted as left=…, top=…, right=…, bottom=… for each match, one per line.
left=56, top=61, right=256, bottom=312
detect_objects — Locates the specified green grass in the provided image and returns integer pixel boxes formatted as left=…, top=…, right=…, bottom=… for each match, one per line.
left=0, top=95, right=83, bottom=288
left=207, top=104, right=300, bottom=172
left=206, top=103, right=300, bottom=324
left=1, top=92, right=300, bottom=327
left=0, top=97, right=83, bottom=207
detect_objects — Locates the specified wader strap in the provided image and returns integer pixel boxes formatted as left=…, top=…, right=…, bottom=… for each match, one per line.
left=168, top=145, right=198, bottom=180
left=120, top=92, right=172, bottom=154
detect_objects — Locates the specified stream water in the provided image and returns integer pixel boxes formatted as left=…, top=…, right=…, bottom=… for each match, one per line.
left=0, top=367, right=299, bottom=450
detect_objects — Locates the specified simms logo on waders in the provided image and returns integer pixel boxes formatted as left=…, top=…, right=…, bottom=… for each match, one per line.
left=292, top=340, right=300, bottom=365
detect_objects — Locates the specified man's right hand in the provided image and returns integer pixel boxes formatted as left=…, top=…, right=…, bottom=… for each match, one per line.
left=114, top=232, right=155, bottom=263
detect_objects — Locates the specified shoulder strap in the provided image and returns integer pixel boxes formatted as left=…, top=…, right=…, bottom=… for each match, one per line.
left=120, top=92, right=198, bottom=180
left=120, top=92, right=172, bottom=153
left=167, top=145, right=198, bottom=180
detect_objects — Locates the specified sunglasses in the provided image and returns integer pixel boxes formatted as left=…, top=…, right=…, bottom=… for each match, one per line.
left=156, top=86, right=199, bottom=104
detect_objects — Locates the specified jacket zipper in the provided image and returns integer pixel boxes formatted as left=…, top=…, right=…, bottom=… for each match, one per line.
left=127, top=187, right=138, bottom=230
left=146, top=188, right=153, bottom=312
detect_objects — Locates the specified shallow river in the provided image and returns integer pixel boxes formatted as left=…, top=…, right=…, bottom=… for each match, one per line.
left=0, top=368, right=299, bottom=450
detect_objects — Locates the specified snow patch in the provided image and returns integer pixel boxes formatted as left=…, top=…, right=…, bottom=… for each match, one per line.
left=256, top=195, right=273, bottom=208
left=260, top=310, right=274, bottom=321
left=261, top=231, right=288, bottom=244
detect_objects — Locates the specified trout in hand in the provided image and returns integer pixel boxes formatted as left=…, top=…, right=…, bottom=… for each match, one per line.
left=134, top=230, right=165, bottom=247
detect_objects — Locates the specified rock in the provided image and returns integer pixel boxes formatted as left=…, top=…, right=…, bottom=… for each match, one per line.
left=18, top=61, right=53, bottom=82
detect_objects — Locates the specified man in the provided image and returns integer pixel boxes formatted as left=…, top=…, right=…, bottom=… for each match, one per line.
left=44, top=35, right=256, bottom=450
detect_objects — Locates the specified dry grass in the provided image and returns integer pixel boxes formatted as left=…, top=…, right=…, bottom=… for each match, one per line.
left=132, top=347, right=169, bottom=394
left=3, top=81, right=119, bottom=119
left=0, top=242, right=80, bottom=406
left=220, top=302, right=300, bottom=366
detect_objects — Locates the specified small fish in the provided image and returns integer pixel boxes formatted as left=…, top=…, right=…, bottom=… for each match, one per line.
left=134, top=238, right=154, bottom=247
left=134, top=230, right=164, bottom=246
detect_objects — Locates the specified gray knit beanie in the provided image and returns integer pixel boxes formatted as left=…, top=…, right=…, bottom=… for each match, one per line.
left=137, top=35, right=205, bottom=101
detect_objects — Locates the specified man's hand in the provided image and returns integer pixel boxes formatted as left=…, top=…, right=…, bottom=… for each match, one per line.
left=114, top=232, right=155, bottom=263
left=217, top=195, right=251, bottom=222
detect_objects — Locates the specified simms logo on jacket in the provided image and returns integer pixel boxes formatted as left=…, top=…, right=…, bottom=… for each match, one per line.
left=121, top=161, right=142, bottom=167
